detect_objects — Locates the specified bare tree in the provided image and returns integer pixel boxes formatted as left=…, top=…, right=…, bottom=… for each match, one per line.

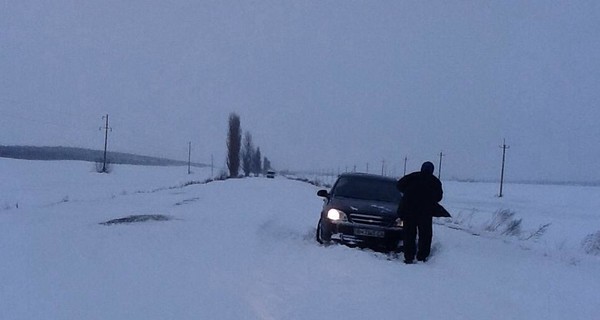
left=226, top=113, right=241, bottom=178
left=263, top=156, right=272, bottom=173
left=242, top=131, right=254, bottom=177
left=252, top=147, right=262, bottom=176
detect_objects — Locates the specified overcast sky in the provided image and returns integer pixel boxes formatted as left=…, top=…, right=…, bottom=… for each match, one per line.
left=2, top=1, right=599, bottom=182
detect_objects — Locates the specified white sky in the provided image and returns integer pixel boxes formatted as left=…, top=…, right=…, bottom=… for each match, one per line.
left=2, top=1, right=600, bottom=182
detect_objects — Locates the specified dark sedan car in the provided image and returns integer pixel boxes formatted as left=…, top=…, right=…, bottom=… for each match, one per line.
left=316, top=173, right=404, bottom=251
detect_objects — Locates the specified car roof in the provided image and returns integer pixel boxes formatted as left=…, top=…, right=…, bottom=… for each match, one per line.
left=337, top=172, right=398, bottom=182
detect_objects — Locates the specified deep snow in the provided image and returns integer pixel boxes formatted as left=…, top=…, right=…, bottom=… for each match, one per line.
left=1, top=159, right=599, bottom=319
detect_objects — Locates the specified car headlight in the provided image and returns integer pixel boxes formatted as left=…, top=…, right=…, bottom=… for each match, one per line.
left=327, top=209, right=347, bottom=222
left=394, top=218, right=404, bottom=228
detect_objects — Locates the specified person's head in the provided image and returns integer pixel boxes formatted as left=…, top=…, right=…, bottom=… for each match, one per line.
left=421, top=161, right=435, bottom=175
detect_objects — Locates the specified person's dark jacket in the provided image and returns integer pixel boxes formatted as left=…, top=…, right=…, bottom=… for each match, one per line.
left=396, top=171, right=443, bottom=219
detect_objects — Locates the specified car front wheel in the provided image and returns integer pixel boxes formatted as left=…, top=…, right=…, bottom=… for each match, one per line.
left=316, top=218, right=332, bottom=245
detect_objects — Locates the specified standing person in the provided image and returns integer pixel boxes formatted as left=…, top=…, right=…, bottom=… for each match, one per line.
left=396, top=161, right=443, bottom=264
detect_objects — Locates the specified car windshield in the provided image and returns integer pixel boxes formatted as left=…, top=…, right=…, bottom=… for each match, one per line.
left=332, top=176, right=401, bottom=203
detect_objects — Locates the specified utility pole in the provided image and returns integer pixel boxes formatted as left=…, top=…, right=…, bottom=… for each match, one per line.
left=499, top=139, right=510, bottom=197
left=187, top=142, right=192, bottom=174
left=403, top=156, right=408, bottom=176
left=100, top=114, right=111, bottom=173
left=211, top=154, right=214, bottom=178
left=366, top=162, right=369, bottom=173
left=381, top=159, right=385, bottom=176
left=438, top=151, right=445, bottom=180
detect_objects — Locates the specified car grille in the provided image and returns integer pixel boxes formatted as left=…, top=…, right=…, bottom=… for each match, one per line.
left=348, top=213, right=393, bottom=227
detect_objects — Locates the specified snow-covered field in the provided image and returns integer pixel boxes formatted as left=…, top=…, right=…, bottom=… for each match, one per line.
left=1, top=159, right=599, bottom=319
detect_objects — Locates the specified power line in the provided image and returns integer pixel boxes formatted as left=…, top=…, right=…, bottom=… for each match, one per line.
left=100, top=114, right=112, bottom=173
left=438, top=151, right=445, bottom=180
left=499, top=139, right=510, bottom=197
left=188, top=142, right=192, bottom=174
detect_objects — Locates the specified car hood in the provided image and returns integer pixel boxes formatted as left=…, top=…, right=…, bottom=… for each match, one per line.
left=329, top=197, right=399, bottom=218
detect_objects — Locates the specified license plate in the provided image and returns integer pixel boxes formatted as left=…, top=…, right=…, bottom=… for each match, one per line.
left=354, top=228, right=385, bottom=238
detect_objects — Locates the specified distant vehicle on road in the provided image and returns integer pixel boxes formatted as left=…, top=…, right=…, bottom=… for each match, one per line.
left=316, top=173, right=404, bottom=251
left=266, top=170, right=276, bottom=178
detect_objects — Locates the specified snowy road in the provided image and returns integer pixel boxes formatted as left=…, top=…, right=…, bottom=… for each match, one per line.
left=1, top=161, right=599, bottom=319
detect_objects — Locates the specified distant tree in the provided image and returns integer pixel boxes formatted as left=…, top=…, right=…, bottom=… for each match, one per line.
left=263, top=156, right=272, bottom=173
left=241, top=131, right=254, bottom=177
left=226, top=113, right=242, bottom=178
left=252, top=147, right=262, bottom=176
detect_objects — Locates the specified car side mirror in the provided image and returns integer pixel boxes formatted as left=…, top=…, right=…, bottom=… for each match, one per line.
left=317, top=189, right=329, bottom=198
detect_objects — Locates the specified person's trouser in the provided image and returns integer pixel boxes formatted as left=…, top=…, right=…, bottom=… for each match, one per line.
left=403, top=215, right=433, bottom=261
